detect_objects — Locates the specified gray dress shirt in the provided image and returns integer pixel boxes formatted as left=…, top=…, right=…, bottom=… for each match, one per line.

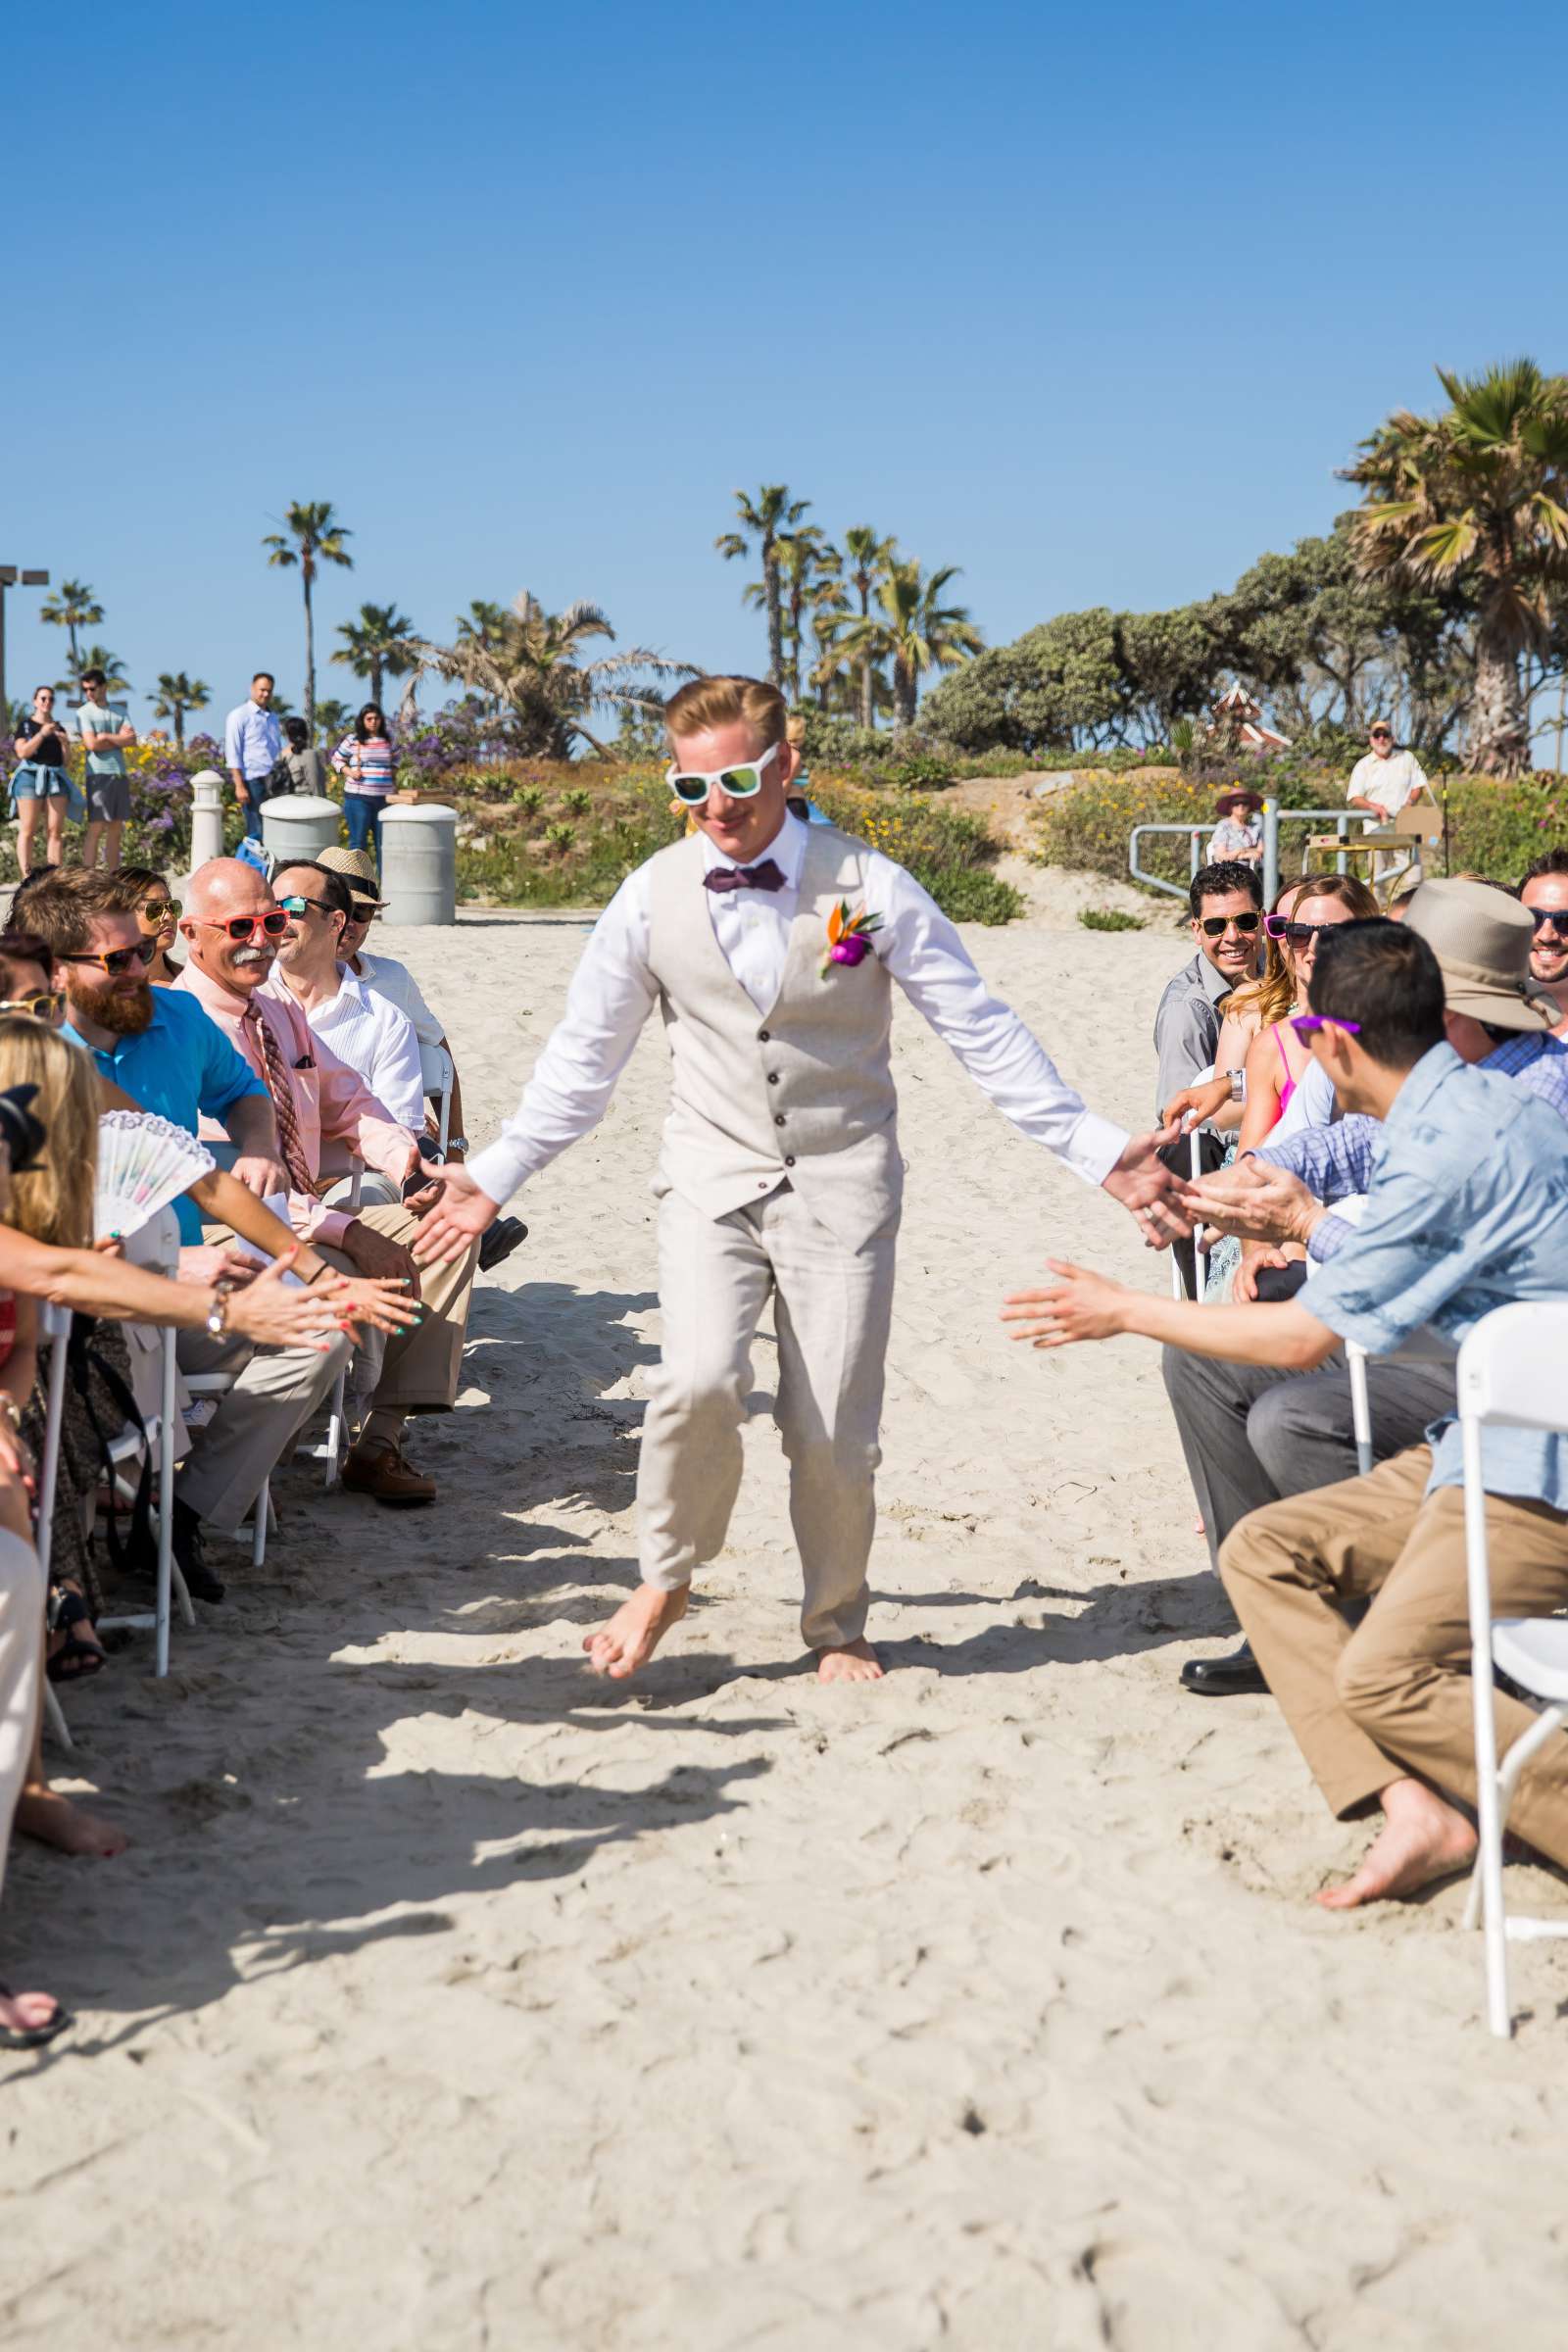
left=1152, top=950, right=1233, bottom=1119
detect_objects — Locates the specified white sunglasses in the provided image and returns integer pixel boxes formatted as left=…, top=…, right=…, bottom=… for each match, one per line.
left=666, top=741, right=782, bottom=807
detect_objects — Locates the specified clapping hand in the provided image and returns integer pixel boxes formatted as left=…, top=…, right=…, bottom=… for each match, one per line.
left=1176, top=1158, right=1320, bottom=1249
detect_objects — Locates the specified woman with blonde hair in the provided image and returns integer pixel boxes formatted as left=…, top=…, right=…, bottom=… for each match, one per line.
left=1237, top=870, right=1379, bottom=1151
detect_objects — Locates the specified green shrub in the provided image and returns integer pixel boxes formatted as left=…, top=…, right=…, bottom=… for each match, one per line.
left=544, top=821, right=576, bottom=852
left=883, top=750, right=957, bottom=791
left=563, top=787, right=592, bottom=816
left=1079, top=906, right=1145, bottom=931
left=512, top=783, right=544, bottom=814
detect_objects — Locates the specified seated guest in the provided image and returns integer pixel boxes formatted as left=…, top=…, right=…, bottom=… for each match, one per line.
left=279, top=715, right=329, bottom=797
left=116, top=864, right=184, bottom=985
left=175, top=859, right=479, bottom=1507
left=1160, top=882, right=1566, bottom=1692
left=23, top=872, right=409, bottom=1596
left=318, top=848, right=469, bottom=1166
left=1205, top=788, right=1263, bottom=867
left=1519, top=847, right=1568, bottom=1036
left=266, top=862, right=425, bottom=1133
left=1004, top=922, right=1568, bottom=1909
left=1153, top=860, right=1261, bottom=1298
left=0, top=930, right=63, bottom=1025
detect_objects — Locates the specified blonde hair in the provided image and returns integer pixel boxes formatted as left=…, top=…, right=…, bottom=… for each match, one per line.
left=0, top=1018, right=98, bottom=1245
left=665, top=674, right=788, bottom=751
left=1223, top=870, right=1381, bottom=1028
left=784, top=712, right=807, bottom=749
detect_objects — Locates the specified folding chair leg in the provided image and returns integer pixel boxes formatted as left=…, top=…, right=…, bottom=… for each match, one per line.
left=42, top=1682, right=73, bottom=1751
left=323, top=1371, right=347, bottom=1491
left=172, top=1559, right=197, bottom=1629
left=251, top=1477, right=270, bottom=1570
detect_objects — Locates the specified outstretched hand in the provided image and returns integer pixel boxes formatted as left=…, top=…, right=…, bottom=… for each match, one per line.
left=1177, top=1157, right=1320, bottom=1249
left=1101, top=1127, right=1192, bottom=1249
left=1002, top=1259, right=1130, bottom=1349
left=411, top=1161, right=498, bottom=1268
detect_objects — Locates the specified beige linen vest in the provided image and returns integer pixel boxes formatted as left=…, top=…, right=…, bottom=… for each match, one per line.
left=644, top=824, right=902, bottom=1250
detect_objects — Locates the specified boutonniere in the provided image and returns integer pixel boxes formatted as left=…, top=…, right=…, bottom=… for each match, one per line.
left=821, top=900, right=883, bottom=978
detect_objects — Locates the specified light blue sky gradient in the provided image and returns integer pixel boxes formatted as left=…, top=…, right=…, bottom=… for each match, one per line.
left=7, top=0, right=1564, bottom=729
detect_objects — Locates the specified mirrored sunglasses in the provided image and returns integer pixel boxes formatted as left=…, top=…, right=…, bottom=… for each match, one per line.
left=57, top=938, right=158, bottom=976
left=666, top=741, right=782, bottom=807
left=1199, top=910, right=1260, bottom=938
left=137, top=897, right=180, bottom=922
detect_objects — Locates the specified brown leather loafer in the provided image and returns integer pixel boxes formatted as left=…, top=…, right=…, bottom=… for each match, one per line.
left=341, top=1441, right=437, bottom=1507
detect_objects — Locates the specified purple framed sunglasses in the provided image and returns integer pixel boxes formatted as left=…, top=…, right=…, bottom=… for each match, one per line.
left=1288, top=1014, right=1361, bottom=1040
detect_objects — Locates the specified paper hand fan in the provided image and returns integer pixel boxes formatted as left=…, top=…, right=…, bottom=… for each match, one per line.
left=94, top=1111, right=216, bottom=1243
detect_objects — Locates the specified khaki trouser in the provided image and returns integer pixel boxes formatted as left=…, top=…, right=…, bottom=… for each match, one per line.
left=0, top=1531, right=44, bottom=1911
left=173, top=1323, right=351, bottom=1533
left=637, top=1184, right=897, bottom=1649
left=1221, top=1447, right=1568, bottom=1864
left=318, top=1200, right=476, bottom=1415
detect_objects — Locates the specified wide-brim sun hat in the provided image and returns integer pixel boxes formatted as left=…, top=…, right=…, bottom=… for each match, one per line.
left=1403, top=878, right=1559, bottom=1032
left=1214, top=789, right=1262, bottom=815
left=317, top=846, right=386, bottom=908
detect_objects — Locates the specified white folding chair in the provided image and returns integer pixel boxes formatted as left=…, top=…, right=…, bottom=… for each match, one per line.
left=312, top=1161, right=364, bottom=1489
left=180, top=1358, right=274, bottom=1570
left=1347, top=1341, right=1375, bottom=1476
left=94, top=1324, right=194, bottom=1677
left=1450, top=1300, right=1568, bottom=2037
left=34, top=1303, right=75, bottom=1748
left=420, top=1040, right=455, bottom=1157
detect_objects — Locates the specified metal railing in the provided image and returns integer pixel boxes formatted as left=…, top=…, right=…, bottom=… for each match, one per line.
left=1129, top=800, right=1394, bottom=907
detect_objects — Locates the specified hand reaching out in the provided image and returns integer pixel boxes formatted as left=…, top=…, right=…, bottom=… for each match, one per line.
left=1101, top=1128, right=1192, bottom=1249
left=1002, top=1260, right=1130, bottom=1349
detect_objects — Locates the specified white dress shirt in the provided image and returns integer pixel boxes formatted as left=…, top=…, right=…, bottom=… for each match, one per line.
left=1348, top=747, right=1426, bottom=819
left=468, top=814, right=1128, bottom=1209
left=262, top=966, right=426, bottom=1130
left=352, top=948, right=444, bottom=1049
left=223, top=698, right=284, bottom=782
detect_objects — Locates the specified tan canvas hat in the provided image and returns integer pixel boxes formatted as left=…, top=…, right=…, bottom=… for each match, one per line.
left=1403, top=878, right=1558, bottom=1031
left=317, top=846, right=386, bottom=908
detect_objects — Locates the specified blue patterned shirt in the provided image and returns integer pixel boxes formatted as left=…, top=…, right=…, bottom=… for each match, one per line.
left=1297, top=1042, right=1568, bottom=1507
left=1259, top=1033, right=1568, bottom=1260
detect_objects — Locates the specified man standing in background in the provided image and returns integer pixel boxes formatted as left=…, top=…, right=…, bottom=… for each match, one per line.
left=1347, top=719, right=1429, bottom=891
left=76, top=664, right=136, bottom=871
left=223, top=672, right=284, bottom=842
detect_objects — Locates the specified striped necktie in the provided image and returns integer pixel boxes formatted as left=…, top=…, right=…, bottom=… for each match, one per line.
left=240, top=1001, right=319, bottom=1198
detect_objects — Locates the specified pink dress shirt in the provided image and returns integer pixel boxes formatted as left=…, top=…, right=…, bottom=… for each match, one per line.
left=172, top=961, right=416, bottom=1246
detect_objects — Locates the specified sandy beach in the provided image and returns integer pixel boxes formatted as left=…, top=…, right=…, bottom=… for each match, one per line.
left=6, top=891, right=1568, bottom=2351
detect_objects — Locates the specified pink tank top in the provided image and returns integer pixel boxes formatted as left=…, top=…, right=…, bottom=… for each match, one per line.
left=1273, top=1026, right=1297, bottom=1116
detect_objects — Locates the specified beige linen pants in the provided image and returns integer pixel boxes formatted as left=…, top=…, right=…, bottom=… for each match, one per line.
left=173, top=1323, right=350, bottom=1533
left=322, top=1200, right=477, bottom=1415
left=0, top=1530, right=43, bottom=1912
left=1221, top=1447, right=1568, bottom=1863
left=637, top=1185, right=897, bottom=1649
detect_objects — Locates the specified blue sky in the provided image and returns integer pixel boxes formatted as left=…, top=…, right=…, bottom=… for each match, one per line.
left=6, top=0, right=1564, bottom=730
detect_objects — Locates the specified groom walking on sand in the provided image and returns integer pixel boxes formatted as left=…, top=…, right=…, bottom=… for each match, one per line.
left=416, top=676, right=1185, bottom=1683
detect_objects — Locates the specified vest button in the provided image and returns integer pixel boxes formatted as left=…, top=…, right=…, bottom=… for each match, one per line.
left=773, top=1113, right=786, bottom=1127
left=767, top=1072, right=779, bottom=1085
left=758, top=1029, right=771, bottom=1042
left=784, top=1155, right=796, bottom=1168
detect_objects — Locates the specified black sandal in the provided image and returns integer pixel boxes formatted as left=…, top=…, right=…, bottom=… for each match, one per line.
left=46, top=1585, right=107, bottom=1685
left=0, top=1984, right=74, bottom=2051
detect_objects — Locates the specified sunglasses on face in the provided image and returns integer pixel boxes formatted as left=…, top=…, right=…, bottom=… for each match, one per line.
left=666, top=741, right=782, bottom=807
left=186, top=909, right=290, bottom=944
left=137, top=897, right=179, bottom=923
left=1529, top=908, right=1568, bottom=936
left=1199, top=910, right=1261, bottom=938
left=1370, top=731, right=1392, bottom=742
left=276, top=894, right=338, bottom=920
left=1288, top=1014, right=1361, bottom=1040
left=0, top=992, right=64, bottom=1020
left=58, top=938, right=158, bottom=977
left=1263, top=915, right=1345, bottom=947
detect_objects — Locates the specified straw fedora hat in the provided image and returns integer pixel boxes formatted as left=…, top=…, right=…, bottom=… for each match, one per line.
left=317, top=846, right=386, bottom=908
left=1403, top=878, right=1559, bottom=1032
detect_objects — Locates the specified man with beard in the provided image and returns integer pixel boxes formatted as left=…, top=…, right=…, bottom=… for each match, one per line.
left=26, top=871, right=353, bottom=1599
left=1520, top=848, right=1568, bottom=1037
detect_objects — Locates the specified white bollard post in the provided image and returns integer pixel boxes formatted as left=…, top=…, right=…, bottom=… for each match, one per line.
left=188, top=768, right=226, bottom=876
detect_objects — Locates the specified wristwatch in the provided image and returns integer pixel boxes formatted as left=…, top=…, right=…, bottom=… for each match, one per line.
left=205, top=1293, right=229, bottom=1340
left=1228, top=1069, right=1246, bottom=1103
left=446, top=1135, right=469, bottom=1154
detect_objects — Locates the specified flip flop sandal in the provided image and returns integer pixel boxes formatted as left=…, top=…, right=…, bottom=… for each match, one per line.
left=0, top=1984, right=74, bottom=2051
left=45, top=1587, right=108, bottom=1685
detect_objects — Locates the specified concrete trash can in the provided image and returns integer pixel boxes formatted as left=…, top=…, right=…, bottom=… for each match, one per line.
left=379, top=803, right=457, bottom=926
left=261, top=792, right=343, bottom=866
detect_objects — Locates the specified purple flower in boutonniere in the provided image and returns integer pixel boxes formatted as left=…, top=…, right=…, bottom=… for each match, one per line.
left=821, top=899, right=882, bottom=979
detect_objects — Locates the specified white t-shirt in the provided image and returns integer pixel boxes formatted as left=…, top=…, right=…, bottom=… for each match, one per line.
left=1348, top=747, right=1426, bottom=820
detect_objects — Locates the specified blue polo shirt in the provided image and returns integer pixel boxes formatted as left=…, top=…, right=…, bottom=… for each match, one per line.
left=65, top=988, right=270, bottom=1245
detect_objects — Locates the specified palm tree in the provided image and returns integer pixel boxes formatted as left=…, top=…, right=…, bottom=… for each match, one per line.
left=315, top=697, right=353, bottom=746
left=332, top=601, right=418, bottom=708
left=774, top=527, right=836, bottom=703
left=1343, top=360, right=1568, bottom=774
left=826, top=561, right=985, bottom=731
left=59, top=644, right=130, bottom=700
left=263, top=501, right=355, bottom=735
left=151, top=670, right=211, bottom=747
left=403, top=592, right=697, bottom=758
left=39, top=579, right=104, bottom=685
left=840, top=527, right=897, bottom=728
left=716, top=485, right=809, bottom=686
left=807, top=575, right=852, bottom=710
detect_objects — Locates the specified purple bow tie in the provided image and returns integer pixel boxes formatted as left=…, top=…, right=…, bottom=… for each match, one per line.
left=704, top=858, right=787, bottom=895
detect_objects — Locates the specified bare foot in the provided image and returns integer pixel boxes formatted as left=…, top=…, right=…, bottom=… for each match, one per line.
left=1315, top=1778, right=1477, bottom=1911
left=15, top=1785, right=129, bottom=1860
left=583, top=1584, right=689, bottom=1681
left=816, top=1638, right=885, bottom=1685
left=0, top=1986, right=68, bottom=2041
